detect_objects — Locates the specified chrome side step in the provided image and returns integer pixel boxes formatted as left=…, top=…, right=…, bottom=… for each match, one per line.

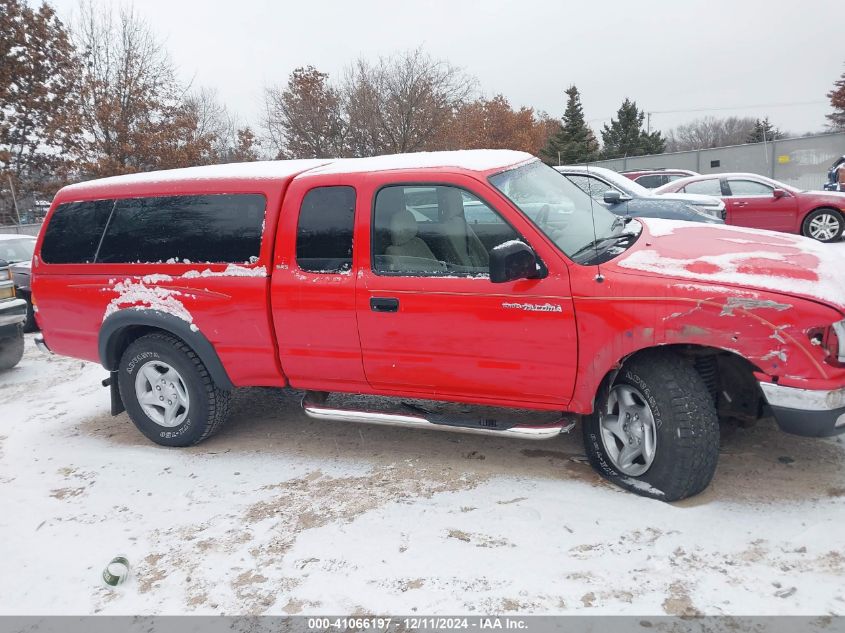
left=301, top=394, right=577, bottom=440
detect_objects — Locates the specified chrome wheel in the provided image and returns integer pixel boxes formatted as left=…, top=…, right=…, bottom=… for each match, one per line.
left=808, top=213, right=841, bottom=241
left=134, top=360, right=190, bottom=427
left=599, top=384, right=658, bottom=477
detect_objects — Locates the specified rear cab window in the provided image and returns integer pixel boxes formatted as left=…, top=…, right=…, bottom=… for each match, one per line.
left=40, top=200, right=114, bottom=264
left=295, top=186, right=356, bottom=273
left=41, top=194, right=267, bottom=265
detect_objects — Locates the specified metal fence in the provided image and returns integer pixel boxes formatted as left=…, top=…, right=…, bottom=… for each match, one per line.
left=589, top=132, right=845, bottom=191
left=0, top=223, right=42, bottom=236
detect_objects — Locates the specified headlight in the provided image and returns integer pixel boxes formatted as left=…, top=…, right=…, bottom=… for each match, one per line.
left=691, top=205, right=722, bottom=220
left=832, top=320, right=845, bottom=364
left=814, top=320, right=845, bottom=366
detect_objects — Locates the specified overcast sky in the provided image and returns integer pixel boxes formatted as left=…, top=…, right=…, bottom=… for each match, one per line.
left=48, top=0, right=843, bottom=140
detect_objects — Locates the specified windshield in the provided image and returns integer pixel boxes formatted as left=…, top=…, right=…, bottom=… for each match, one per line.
left=490, top=160, right=633, bottom=262
left=0, top=237, right=35, bottom=263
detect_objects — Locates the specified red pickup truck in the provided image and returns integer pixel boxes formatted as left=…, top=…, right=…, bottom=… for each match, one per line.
left=31, top=151, right=845, bottom=501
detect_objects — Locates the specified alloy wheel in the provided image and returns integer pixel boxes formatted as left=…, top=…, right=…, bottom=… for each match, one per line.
left=599, top=384, right=658, bottom=477
left=134, top=360, right=190, bottom=427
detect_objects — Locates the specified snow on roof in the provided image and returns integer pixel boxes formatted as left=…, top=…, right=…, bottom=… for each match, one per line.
left=60, top=151, right=535, bottom=196
left=307, top=150, right=535, bottom=175
left=61, top=159, right=331, bottom=193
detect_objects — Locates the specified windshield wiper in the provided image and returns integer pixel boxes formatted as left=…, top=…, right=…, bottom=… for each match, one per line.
left=569, top=230, right=640, bottom=262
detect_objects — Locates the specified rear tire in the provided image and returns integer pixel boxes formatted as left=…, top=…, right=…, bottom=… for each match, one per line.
left=582, top=350, right=719, bottom=501
left=0, top=330, right=24, bottom=371
left=21, top=294, right=37, bottom=332
left=118, top=333, right=231, bottom=447
left=802, top=208, right=844, bottom=242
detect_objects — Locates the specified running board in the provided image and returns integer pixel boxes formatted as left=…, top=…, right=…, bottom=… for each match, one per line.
left=301, top=393, right=577, bottom=440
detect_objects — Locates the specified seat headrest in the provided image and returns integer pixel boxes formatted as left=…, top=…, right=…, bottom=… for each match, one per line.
left=390, top=209, right=419, bottom=246
left=438, top=187, right=464, bottom=221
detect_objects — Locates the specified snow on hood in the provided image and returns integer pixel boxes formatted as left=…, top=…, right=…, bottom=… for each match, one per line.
left=615, top=218, right=845, bottom=312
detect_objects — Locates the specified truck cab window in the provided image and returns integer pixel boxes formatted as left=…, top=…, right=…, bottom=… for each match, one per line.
left=296, top=186, right=356, bottom=273
left=372, top=185, right=520, bottom=276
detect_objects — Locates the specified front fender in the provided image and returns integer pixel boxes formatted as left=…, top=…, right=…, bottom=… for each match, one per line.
left=568, top=275, right=844, bottom=413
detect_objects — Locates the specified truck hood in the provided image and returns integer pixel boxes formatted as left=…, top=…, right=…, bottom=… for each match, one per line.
left=611, top=218, right=845, bottom=313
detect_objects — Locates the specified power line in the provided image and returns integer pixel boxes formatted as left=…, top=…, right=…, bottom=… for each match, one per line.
left=587, top=100, right=827, bottom=123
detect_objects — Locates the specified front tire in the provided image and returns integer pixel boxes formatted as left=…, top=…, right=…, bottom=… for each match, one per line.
left=583, top=350, right=719, bottom=501
left=802, top=208, right=844, bottom=242
left=118, top=333, right=231, bottom=447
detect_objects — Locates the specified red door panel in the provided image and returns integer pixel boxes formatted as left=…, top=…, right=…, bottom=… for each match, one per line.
left=357, top=273, right=577, bottom=405
left=353, top=174, right=578, bottom=407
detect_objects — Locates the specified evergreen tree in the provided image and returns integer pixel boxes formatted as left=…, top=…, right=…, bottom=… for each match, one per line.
left=826, top=64, right=845, bottom=130
left=600, top=98, right=665, bottom=159
left=540, top=85, right=599, bottom=164
left=745, top=117, right=782, bottom=143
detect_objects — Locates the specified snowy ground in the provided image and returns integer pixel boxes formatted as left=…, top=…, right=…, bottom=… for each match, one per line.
left=1, top=333, right=844, bottom=617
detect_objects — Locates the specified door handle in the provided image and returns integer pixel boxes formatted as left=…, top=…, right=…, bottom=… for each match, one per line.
left=733, top=201, right=748, bottom=207
left=370, top=297, right=400, bottom=313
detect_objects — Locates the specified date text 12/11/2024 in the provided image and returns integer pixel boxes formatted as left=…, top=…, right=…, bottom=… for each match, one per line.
left=306, top=617, right=529, bottom=630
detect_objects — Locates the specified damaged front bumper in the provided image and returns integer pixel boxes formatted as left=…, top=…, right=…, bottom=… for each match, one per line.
left=759, top=382, right=845, bottom=437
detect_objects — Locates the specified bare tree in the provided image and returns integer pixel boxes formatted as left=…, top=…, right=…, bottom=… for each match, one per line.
left=73, top=1, right=183, bottom=176
left=665, top=116, right=757, bottom=151
left=264, top=66, right=346, bottom=159
left=343, top=49, right=476, bottom=155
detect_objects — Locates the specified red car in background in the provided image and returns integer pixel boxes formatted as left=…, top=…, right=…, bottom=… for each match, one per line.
left=620, top=168, right=699, bottom=189
left=655, top=173, right=845, bottom=242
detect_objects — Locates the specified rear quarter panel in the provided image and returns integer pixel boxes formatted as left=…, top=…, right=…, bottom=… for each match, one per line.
left=32, top=178, right=289, bottom=387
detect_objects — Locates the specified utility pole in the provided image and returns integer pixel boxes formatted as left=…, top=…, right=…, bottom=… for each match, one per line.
left=647, top=112, right=652, bottom=134
left=7, top=175, right=22, bottom=225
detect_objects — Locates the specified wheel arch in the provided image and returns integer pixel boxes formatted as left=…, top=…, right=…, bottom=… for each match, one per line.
left=99, top=310, right=234, bottom=390
left=801, top=206, right=845, bottom=235
left=591, top=344, right=764, bottom=420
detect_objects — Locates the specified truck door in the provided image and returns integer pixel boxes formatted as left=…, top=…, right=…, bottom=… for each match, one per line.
left=271, top=177, right=367, bottom=392
left=355, top=177, right=578, bottom=407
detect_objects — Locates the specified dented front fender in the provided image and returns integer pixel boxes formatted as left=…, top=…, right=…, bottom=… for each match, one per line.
left=567, top=270, right=845, bottom=414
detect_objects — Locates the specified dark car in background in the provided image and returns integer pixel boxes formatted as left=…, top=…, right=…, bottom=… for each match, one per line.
left=0, top=235, right=37, bottom=331
left=655, top=173, right=845, bottom=242
left=0, top=259, right=26, bottom=370
left=620, top=168, right=700, bottom=189
left=555, top=165, right=725, bottom=224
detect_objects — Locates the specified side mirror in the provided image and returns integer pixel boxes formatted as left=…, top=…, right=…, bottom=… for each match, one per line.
left=772, top=188, right=786, bottom=199
left=603, top=190, right=622, bottom=204
left=489, top=240, right=539, bottom=283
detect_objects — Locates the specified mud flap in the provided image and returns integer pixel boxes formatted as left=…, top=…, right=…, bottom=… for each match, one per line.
left=102, top=371, right=125, bottom=416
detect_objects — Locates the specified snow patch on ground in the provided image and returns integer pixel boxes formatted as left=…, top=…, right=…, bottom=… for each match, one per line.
left=2, top=337, right=845, bottom=616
